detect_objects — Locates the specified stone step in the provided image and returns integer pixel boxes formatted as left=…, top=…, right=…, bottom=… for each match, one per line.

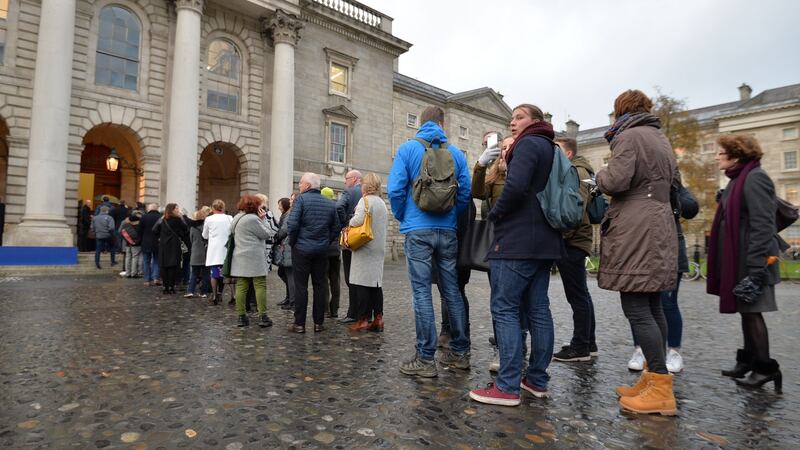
left=0, top=251, right=123, bottom=277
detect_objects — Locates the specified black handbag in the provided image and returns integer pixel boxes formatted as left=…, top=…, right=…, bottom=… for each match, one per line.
left=457, top=219, right=494, bottom=272
left=222, top=215, right=244, bottom=278
left=776, top=197, right=799, bottom=232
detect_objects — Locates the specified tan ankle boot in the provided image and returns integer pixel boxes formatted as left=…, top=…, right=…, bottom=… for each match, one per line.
left=619, top=372, right=677, bottom=416
left=616, top=371, right=651, bottom=397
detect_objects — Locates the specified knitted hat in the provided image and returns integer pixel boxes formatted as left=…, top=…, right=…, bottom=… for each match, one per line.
left=321, top=187, right=335, bottom=200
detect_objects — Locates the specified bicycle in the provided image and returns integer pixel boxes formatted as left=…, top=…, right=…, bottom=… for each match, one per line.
left=585, top=257, right=598, bottom=278
left=682, top=261, right=707, bottom=281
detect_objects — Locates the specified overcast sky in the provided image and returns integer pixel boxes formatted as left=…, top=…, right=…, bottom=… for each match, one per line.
left=367, top=0, right=800, bottom=131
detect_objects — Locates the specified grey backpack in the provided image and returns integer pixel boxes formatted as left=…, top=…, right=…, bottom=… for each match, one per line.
left=411, top=138, right=457, bottom=214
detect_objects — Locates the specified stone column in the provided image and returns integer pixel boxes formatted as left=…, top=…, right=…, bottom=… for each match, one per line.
left=264, top=10, right=302, bottom=209
left=165, top=0, right=203, bottom=212
left=8, top=0, right=77, bottom=247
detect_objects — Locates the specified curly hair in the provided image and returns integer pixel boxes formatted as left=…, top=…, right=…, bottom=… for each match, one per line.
left=613, top=90, right=653, bottom=118
left=717, top=134, right=763, bottom=161
left=236, top=195, right=261, bottom=214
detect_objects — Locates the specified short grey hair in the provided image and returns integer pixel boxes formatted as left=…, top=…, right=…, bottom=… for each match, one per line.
left=302, top=172, right=321, bottom=190
left=147, top=203, right=159, bottom=212
left=100, top=206, right=110, bottom=214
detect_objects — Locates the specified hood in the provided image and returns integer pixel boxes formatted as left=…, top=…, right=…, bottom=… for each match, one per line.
left=416, top=121, right=449, bottom=145
left=571, top=155, right=593, bottom=172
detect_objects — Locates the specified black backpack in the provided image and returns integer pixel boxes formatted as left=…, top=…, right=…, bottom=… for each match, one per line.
left=585, top=170, right=608, bottom=224
left=411, top=138, right=457, bottom=214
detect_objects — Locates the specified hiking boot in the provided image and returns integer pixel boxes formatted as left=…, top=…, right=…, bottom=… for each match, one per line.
left=616, top=371, right=652, bottom=397
left=438, top=350, right=470, bottom=369
left=521, top=378, right=549, bottom=398
left=619, top=372, right=677, bottom=416
left=553, top=345, right=592, bottom=362
left=259, top=315, right=273, bottom=328
left=399, top=353, right=438, bottom=378
left=469, top=383, right=521, bottom=406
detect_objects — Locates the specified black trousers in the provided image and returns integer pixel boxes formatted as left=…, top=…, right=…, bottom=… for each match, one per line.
left=327, top=255, right=341, bottom=315
left=621, top=291, right=668, bottom=374
left=555, top=245, right=596, bottom=352
left=355, top=285, right=383, bottom=320
left=292, top=248, right=329, bottom=326
left=439, top=267, right=471, bottom=339
left=162, top=266, right=179, bottom=291
left=278, top=266, right=295, bottom=302
left=342, top=250, right=358, bottom=318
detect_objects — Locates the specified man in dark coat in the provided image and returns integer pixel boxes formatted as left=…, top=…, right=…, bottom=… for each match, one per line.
left=336, top=169, right=362, bottom=324
left=139, top=203, right=161, bottom=285
left=111, top=200, right=130, bottom=254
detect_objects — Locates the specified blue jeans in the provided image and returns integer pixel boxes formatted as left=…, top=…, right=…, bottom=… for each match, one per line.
left=404, top=229, right=469, bottom=360
left=95, top=238, right=116, bottom=267
left=143, top=251, right=160, bottom=282
left=490, top=258, right=554, bottom=394
left=632, top=275, right=682, bottom=349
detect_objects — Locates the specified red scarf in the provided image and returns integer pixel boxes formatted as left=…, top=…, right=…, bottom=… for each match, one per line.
left=707, top=159, right=760, bottom=313
left=505, top=121, right=555, bottom=163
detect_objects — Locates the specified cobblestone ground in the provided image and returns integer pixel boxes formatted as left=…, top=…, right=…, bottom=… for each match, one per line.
left=1, top=262, right=798, bottom=449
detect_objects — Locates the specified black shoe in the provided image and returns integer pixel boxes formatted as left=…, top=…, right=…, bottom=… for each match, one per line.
left=329, top=313, right=338, bottom=319
left=735, top=358, right=781, bottom=392
left=277, top=297, right=290, bottom=307
left=488, top=336, right=497, bottom=347
left=553, top=345, right=592, bottom=362
left=338, top=317, right=356, bottom=324
left=228, top=297, right=235, bottom=306
left=590, top=342, right=598, bottom=357
left=259, top=314, right=273, bottom=328
left=96, top=264, right=102, bottom=269
left=237, top=315, right=250, bottom=327
left=722, top=349, right=754, bottom=378
left=281, top=302, right=294, bottom=311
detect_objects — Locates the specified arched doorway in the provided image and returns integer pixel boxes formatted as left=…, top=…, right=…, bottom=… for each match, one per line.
left=198, top=142, right=241, bottom=214
left=80, top=124, right=143, bottom=207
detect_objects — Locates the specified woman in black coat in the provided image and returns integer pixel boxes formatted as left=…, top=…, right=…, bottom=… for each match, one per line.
left=707, top=134, right=782, bottom=391
left=153, top=203, right=190, bottom=294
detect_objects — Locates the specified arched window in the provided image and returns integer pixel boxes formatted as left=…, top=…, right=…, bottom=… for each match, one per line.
left=206, top=39, right=241, bottom=113
left=95, top=5, right=140, bottom=90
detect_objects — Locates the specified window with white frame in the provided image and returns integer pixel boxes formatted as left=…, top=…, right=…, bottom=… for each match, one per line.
left=0, top=0, right=7, bottom=65
left=701, top=142, right=715, bottom=154
left=95, top=5, right=141, bottom=90
left=206, top=39, right=242, bottom=113
left=329, top=123, right=347, bottom=164
left=459, top=126, right=468, bottom=139
left=783, top=128, right=798, bottom=140
left=407, top=113, right=418, bottom=128
left=784, top=150, right=798, bottom=171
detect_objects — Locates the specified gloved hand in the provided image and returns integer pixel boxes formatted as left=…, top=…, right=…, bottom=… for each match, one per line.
left=478, top=145, right=501, bottom=167
left=733, top=276, right=764, bottom=304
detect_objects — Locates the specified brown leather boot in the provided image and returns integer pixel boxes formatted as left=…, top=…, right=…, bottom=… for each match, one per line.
left=616, top=371, right=651, bottom=397
left=369, top=314, right=384, bottom=332
left=619, top=372, right=677, bottom=416
left=348, top=319, right=370, bottom=332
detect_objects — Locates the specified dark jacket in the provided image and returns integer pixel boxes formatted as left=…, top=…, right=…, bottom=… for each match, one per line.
left=562, top=155, right=594, bottom=256
left=189, top=220, right=207, bottom=266
left=674, top=182, right=699, bottom=273
left=140, top=210, right=161, bottom=253
left=336, top=184, right=362, bottom=231
left=153, top=216, right=190, bottom=268
left=287, top=188, right=340, bottom=256
left=120, top=220, right=142, bottom=246
left=111, top=205, right=129, bottom=229
left=487, top=134, right=565, bottom=260
left=91, top=213, right=115, bottom=239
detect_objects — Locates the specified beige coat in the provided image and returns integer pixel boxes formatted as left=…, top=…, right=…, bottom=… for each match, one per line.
left=596, top=125, right=679, bottom=293
left=348, top=195, right=388, bottom=287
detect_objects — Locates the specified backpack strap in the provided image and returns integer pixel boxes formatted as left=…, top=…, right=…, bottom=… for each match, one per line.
left=413, top=137, right=447, bottom=149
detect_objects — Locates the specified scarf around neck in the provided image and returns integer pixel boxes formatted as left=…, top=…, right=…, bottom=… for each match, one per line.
left=604, top=112, right=661, bottom=143
left=505, top=120, right=555, bottom=163
left=706, top=159, right=760, bottom=313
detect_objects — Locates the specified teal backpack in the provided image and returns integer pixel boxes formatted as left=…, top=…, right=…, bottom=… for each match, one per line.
left=537, top=140, right=584, bottom=231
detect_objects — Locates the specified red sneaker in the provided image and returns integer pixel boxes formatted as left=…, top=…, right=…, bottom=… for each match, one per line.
left=521, top=378, right=549, bottom=398
left=469, top=383, right=521, bottom=406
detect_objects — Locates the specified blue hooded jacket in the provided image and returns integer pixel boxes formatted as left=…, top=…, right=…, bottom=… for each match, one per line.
left=388, top=121, right=471, bottom=234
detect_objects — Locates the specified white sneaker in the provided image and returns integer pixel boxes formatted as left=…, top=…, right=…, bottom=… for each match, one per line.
left=666, top=349, right=684, bottom=373
left=119, top=271, right=127, bottom=277
left=627, top=347, right=645, bottom=371
left=489, top=352, right=500, bottom=373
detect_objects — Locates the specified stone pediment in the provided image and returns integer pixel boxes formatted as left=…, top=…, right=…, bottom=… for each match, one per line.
left=449, top=88, right=512, bottom=119
left=322, top=105, right=358, bottom=120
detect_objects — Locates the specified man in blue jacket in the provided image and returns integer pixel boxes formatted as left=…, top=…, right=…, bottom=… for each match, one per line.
left=287, top=172, right=340, bottom=334
left=388, top=106, right=472, bottom=378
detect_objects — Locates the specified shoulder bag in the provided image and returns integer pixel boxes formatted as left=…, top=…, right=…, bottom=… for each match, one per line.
left=457, top=219, right=494, bottom=272
left=222, top=215, right=245, bottom=278
left=340, top=197, right=374, bottom=251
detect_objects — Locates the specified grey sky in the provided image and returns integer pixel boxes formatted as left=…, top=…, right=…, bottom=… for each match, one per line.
left=367, top=0, right=800, bottom=131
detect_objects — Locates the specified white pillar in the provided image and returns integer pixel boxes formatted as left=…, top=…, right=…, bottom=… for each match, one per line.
left=265, top=10, right=302, bottom=210
left=8, top=0, right=76, bottom=247
left=165, top=0, right=203, bottom=212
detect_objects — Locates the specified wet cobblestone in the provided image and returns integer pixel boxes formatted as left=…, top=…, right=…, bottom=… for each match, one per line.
left=0, top=264, right=798, bottom=448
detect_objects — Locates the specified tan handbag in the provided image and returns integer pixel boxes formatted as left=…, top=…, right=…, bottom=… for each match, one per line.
left=340, top=196, right=374, bottom=250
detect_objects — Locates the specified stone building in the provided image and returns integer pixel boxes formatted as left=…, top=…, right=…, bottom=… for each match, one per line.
left=572, top=82, right=800, bottom=248
left=0, top=0, right=510, bottom=257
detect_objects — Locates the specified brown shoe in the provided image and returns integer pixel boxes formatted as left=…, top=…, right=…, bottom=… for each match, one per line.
left=287, top=324, right=305, bottom=334
left=619, top=372, right=677, bottom=416
left=368, top=314, right=384, bottom=332
left=314, top=324, right=324, bottom=333
left=616, top=371, right=651, bottom=397
left=348, top=319, right=370, bottom=332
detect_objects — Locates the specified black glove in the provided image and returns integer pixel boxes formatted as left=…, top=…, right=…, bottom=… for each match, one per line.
left=733, top=276, right=763, bottom=304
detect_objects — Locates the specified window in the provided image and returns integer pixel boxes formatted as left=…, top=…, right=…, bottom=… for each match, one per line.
left=206, top=39, right=241, bottom=113
left=786, top=185, right=799, bottom=205
left=0, top=0, right=7, bottom=64
left=459, top=126, right=468, bottom=139
left=329, top=123, right=347, bottom=164
left=702, top=143, right=715, bottom=154
left=783, top=128, right=798, bottom=140
left=784, top=151, right=798, bottom=170
left=329, top=62, right=348, bottom=95
left=406, top=113, right=418, bottom=128
left=95, top=5, right=141, bottom=90
left=0, top=0, right=7, bottom=18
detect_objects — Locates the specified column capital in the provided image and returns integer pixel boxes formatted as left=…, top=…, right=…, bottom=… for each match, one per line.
left=173, top=0, right=204, bottom=14
left=262, top=9, right=303, bottom=47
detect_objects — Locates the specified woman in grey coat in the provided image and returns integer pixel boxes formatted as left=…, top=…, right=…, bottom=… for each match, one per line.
left=230, top=195, right=273, bottom=328
left=347, top=173, right=389, bottom=332
left=186, top=206, right=212, bottom=298
left=708, top=134, right=783, bottom=391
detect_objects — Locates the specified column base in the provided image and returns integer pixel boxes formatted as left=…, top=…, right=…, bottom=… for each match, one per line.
left=5, top=216, right=74, bottom=247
